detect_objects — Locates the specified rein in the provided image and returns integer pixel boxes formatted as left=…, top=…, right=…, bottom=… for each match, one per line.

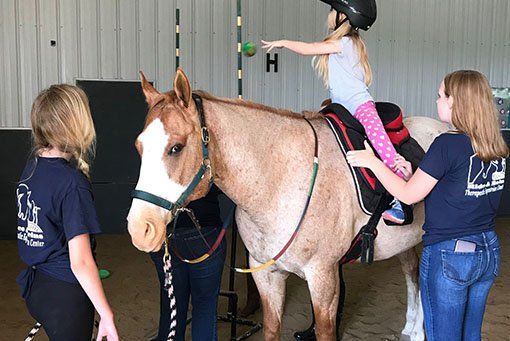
left=170, top=206, right=234, bottom=264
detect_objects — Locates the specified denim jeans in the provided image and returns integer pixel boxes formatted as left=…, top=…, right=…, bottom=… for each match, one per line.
left=420, top=230, right=500, bottom=341
left=150, top=225, right=226, bottom=341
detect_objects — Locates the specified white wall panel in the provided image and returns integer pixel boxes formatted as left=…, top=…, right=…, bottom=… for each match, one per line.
left=58, top=0, right=79, bottom=83
left=138, top=0, right=156, bottom=82
left=17, top=0, right=38, bottom=126
left=0, top=0, right=20, bottom=126
left=211, top=0, right=236, bottom=98
left=193, top=0, right=213, bottom=91
left=1, top=0, right=509, bottom=127
left=39, top=0, right=59, bottom=87
left=79, top=0, right=99, bottom=78
left=99, top=0, right=118, bottom=79
left=155, top=0, right=175, bottom=92
left=119, top=0, right=138, bottom=80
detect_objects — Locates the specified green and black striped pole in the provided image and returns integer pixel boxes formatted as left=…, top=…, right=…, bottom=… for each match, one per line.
left=176, top=8, right=180, bottom=70
left=237, top=0, right=242, bottom=99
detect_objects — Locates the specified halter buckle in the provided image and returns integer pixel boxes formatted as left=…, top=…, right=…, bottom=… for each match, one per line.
left=202, top=158, right=214, bottom=181
left=201, top=127, right=210, bottom=144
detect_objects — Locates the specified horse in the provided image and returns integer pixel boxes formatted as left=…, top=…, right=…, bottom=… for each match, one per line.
left=127, top=68, right=449, bottom=341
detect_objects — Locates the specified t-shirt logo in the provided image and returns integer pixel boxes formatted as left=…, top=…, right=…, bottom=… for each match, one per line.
left=466, top=156, right=506, bottom=197
left=17, top=184, right=45, bottom=247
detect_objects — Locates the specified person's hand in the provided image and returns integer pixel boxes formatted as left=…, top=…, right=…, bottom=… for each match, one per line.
left=393, top=154, right=413, bottom=181
left=346, top=141, right=378, bottom=169
left=261, top=40, right=285, bottom=52
left=96, top=314, right=119, bottom=341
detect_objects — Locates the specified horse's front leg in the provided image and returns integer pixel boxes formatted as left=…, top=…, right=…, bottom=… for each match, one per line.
left=397, top=247, right=424, bottom=341
left=306, top=264, right=340, bottom=341
left=250, top=256, right=289, bottom=341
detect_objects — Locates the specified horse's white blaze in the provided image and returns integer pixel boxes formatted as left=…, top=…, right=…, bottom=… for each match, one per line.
left=128, top=119, right=187, bottom=221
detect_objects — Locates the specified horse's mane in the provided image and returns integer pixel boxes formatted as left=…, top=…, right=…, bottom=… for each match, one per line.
left=194, top=90, right=323, bottom=120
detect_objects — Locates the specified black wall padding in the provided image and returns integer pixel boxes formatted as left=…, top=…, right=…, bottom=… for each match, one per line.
left=91, top=183, right=135, bottom=234
left=77, top=80, right=150, bottom=234
left=76, top=80, right=148, bottom=183
left=0, top=130, right=32, bottom=239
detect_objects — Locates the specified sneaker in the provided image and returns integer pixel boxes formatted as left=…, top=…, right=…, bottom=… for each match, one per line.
left=382, top=199, right=405, bottom=224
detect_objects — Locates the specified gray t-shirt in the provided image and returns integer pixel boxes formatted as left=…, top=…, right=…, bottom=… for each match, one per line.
left=328, top=36, right=373, bottom=115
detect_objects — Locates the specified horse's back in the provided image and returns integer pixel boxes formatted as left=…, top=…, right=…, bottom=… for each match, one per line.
left=404, top=116, right=450, bottom=151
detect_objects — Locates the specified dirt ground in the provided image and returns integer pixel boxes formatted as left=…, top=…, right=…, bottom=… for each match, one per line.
left=1, top=219, right=509, bottom=341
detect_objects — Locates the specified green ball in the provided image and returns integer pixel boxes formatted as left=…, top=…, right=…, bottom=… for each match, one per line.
left=99, top=269, right=111, bottom=279
left=242, top=42, right=257, bottom=57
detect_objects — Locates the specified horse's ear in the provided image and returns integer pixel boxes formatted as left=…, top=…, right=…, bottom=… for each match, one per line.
left=173, top=68, right=192, bottom=108
left=139, top=71, right=160, bottom=107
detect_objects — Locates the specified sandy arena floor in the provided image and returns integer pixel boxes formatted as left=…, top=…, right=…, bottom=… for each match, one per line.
left=1, top=219, right=509, bottom=340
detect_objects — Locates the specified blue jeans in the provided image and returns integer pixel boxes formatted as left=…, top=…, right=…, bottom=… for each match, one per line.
left=150, top=225, right=226, bottom=341
left=420, top=230, right=500, bottom=341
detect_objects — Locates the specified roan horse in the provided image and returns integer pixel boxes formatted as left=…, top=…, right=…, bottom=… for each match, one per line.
left=127, top=69, right=449, bottom=341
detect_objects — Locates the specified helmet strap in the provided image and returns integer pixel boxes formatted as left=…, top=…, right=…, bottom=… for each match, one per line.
left=335, top=11, right=349, bottom=30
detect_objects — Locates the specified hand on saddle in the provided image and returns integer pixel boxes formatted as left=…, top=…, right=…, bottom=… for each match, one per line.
left=393, top=154, right=413, bottom=181
left=346, top=140, right=377, bottom=169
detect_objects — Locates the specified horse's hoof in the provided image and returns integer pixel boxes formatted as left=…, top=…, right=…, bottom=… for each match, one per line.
left=294, top=325, right=316, bottom=341
left=400, top=334, right=412, bottom=341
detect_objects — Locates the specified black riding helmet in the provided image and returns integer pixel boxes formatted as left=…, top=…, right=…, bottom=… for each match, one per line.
left=319, top=0, right=377, bottom=31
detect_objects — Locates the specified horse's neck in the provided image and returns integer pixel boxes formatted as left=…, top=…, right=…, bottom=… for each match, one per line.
left=205, top=99, right=314, bottom=215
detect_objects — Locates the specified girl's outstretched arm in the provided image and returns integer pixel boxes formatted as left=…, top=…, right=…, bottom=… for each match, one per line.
left=261, top=39, right=340, bottom=56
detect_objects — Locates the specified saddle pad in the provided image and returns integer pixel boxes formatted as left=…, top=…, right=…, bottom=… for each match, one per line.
left=321, top=102, right=425, bottom=214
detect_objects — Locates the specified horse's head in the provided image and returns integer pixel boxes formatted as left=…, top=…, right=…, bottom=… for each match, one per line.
left=127, top=68, right=212, bottom=252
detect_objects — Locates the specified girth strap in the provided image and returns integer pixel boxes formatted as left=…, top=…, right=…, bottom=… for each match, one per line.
left=360, top=193, right=393, bottom=264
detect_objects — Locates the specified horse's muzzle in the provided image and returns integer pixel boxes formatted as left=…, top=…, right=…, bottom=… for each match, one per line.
left=127, top=206, right=169, bottom=253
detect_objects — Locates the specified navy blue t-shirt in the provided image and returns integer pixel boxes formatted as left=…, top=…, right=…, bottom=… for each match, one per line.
left=16, top=157, right=102, bottom=288
left=419, top=133, right=506, bottom=246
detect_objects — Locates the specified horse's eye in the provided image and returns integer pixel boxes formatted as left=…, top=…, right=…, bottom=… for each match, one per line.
left=169, top=144, right=184, bottom=155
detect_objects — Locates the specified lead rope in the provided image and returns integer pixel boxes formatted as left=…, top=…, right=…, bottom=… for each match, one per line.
left=163, top=240, right=177, bottom=340
left=24, top=322, right=41, bottom=341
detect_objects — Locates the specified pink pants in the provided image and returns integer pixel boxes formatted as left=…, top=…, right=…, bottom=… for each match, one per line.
left=354, top=101, right=404, bottom=179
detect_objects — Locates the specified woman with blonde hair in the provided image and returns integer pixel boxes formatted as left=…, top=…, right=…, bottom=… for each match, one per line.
left=262, top=0, right=409, bottom=223
left=347, top=70, right=508, bottom=340
left=16, top=84, right=118, bottom=340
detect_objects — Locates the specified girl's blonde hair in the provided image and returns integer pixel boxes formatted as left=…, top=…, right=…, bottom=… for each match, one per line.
left=31, top=84, right=96, bottom=178
left=444, top=70, right=509, bottom=162
left=313, top=10, right=372, bottom=87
